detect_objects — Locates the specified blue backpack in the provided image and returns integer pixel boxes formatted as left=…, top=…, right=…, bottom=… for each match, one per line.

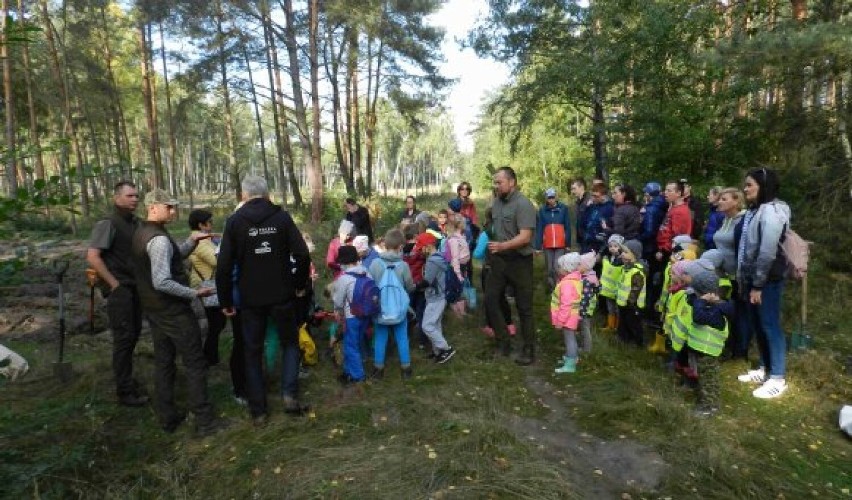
left=444, top=261, right=463, bottom=304
left=346, top=272, right=380, bottom=318
left=376, top=261, right=410, bottom=325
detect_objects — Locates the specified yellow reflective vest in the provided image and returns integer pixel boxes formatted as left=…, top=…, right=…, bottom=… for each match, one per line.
left=616, top=263, right=646, bottom=309
left=670, top=296, right=729, bottom=356
left=663, top=289, right=688, bottom=338
left=600, top=258, right=622, bottom=299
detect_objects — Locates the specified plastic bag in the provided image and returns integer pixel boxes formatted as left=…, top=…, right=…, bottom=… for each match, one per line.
left=463, top=279, right=477, bottom=310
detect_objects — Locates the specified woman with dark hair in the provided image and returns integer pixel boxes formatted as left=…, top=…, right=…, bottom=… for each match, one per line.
left=736, top=168, right=791, bottom=399
left=603, top=184, right=641, bottom=241
left=456, top=181, right=478, bottom=225
left=400, top=196, right=421, bottom=225
left=187, top=209, right=226, bottom=367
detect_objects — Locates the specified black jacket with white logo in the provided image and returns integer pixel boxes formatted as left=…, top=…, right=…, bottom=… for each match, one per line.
left=216, top=198, right=309, bottom=308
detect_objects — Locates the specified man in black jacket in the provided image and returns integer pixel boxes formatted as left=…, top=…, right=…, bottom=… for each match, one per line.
left=345, top=197, right=374, bottom=242
left=216, top=175, right=311, bottom=424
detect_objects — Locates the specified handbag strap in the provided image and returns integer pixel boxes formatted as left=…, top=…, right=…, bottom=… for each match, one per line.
left=192, top=264, right=216, bottom=282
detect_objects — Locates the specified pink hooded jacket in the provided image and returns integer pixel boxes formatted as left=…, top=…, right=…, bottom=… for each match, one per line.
left=551, top=271, right=582, bottom=330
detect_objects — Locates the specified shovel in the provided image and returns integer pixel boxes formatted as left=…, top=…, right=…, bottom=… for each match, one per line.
left=52, top=259, right=73, bottom=382
left=86, top=268, right=98, bottom=335
left=791, top=273, right=812, bottom=351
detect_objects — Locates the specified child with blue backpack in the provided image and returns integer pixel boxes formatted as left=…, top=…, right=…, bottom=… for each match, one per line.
left=368, top=229, right=416, bottom=380
left=331, top=245, right=373, bottom=385
left=413, top=232, right=456, bottom=364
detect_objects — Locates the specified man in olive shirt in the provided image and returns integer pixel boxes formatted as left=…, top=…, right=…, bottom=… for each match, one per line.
left=486, top=167, right=538, bottom=365
left=87, top=181, right=148, bottom=407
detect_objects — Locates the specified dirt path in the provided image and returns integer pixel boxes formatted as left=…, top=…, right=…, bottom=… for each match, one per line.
left=506, top=374, right=669, bottom=498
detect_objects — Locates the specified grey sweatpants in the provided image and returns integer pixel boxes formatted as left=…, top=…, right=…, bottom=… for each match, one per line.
left=562, top=328, right=578, bottom=358
left=422, top=299, right=449, bottom=353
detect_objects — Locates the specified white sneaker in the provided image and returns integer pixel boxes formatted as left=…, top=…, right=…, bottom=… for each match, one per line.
left=753, top=378, right=787, bottom=399
left=737, top=368, right=766, bottom=384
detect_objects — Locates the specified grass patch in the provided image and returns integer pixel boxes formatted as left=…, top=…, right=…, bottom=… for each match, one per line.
left=1, top=195, right=851, bottom=498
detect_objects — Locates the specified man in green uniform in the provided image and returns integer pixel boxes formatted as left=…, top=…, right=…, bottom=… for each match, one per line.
left=486, top=167, right=538, bottom=365
left=87, top=181, right=147, bottom=407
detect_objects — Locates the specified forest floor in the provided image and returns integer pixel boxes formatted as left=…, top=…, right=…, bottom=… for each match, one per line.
left=1, top=213, right=851, bottom=499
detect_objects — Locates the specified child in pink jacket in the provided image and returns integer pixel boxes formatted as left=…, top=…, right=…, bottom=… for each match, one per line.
left=551, top=253, right=583, bottom=374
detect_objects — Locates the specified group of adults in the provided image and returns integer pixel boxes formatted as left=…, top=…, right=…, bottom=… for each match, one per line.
left=87, top=176, right=318, bottom=434
left=429, top=167, right=790, bottom=391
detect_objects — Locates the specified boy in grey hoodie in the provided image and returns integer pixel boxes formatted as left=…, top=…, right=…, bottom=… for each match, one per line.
left=413, top=232, right=456, bottom=364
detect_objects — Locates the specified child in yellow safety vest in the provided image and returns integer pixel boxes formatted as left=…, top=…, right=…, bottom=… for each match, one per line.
left=551, top=253, right=583, bottom=374
left=671, top=260, right=733, bottom=417
left=600, top=235, right=625, bottom=331
left=649, top=237, right=697, bottom=354
left=615, top=239, right=646, bottom=346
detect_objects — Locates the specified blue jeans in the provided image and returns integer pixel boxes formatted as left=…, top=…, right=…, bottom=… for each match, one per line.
left=241, top=303, right=300, bottom=417
left=344, top=317, right=368, bottom=381
left=745, top=280, right=786, bottom=378
left=373, top=321, right=411, bottom=368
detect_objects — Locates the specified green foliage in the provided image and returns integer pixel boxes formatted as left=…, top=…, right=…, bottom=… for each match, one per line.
left=469, top=0, right=852, bottom=224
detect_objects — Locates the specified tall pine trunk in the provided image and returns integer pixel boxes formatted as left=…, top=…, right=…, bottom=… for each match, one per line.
left=215, top=1, right=240, bottom=202
left=159, top=22, right=179, bottom=194
left=307, top=0, right=323, bottom=221
left=2, top=0, right=18, bottom=195
left=282, top=0, right=317, bottom=215
left=138, top=21, right=163, bottom=188
left=19, top=0, right=44, bottom=182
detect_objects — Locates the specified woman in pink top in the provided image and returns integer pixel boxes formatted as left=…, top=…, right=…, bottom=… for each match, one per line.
left=326, top=220, right=355, bottom=279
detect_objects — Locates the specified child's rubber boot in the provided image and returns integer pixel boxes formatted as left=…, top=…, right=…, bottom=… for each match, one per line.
left=603, top=314, right=616, bottom=331
left=555, top=357, right=577, bottom=374
left=648, top=333, right=667, bottom=354
left=556, top=355, right=568, bottom=367
left=613, top=315, right=619, bottom=331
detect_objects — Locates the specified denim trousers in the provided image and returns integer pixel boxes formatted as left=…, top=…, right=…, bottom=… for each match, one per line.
left=745, top=280, right=786, bottom=378
left=344, top=317, right=368, bottom=381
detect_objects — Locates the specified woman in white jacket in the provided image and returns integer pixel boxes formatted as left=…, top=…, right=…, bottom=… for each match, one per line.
left=736, top=168, right=791, bottom=399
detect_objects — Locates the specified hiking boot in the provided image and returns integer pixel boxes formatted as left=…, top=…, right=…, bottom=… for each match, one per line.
left=282, top=395, right=311, bottom=415
left=118, top=393, right=150, bottom=407
left=692, top=405, right=719, bottom=418
left=161, top=413, right=186, bottom=434
left=401, top=367, right=413, bottom=380
left=435, top=347, right=456, bottom=364
left=370, top=367, right=385, bottom=380
left=195, top=417, right=231, bottom=438
left=514, top=346, right=535, bottom=366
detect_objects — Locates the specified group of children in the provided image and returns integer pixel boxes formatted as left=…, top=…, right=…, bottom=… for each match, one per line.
left=550, top=233, right=734, bottom=417
left=325, top=202, right=478, bottom=384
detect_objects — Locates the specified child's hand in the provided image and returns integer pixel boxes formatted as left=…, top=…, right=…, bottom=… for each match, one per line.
left=700, top=292, right=720, bottom=302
